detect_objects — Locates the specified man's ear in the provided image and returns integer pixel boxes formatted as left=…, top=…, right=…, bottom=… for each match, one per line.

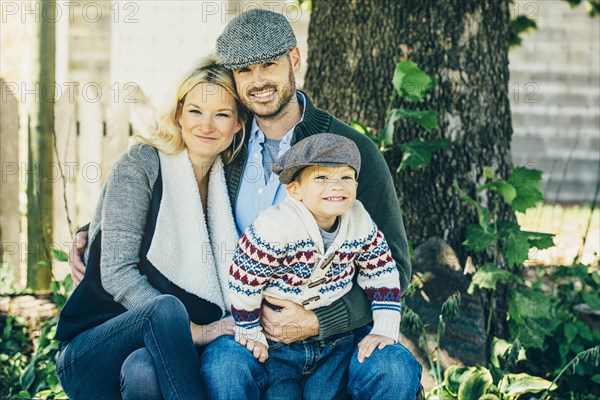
left=289, top=47, right=301, bottom=73
left=286, top=181, right=302, bottom=201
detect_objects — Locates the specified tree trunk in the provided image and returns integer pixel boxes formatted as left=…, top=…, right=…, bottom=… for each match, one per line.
left=27, top=0, right=56, bottom=291
left=304, top=0, right=514, bottom=341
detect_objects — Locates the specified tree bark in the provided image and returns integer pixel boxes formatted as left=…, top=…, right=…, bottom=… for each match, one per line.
left=304, top=0, right=514, bottom=341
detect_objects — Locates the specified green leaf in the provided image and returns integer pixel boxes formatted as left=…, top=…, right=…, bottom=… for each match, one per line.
left=498, top=373, right=556, bottom=397
left=498, top=221, right=532, bottom=267
left=392, top=60, right=435, bottom=103
left=51, top=248, right=68, bottom=262
left=507, top=167, right=544, bottom=212
left=454, top=180, right=491, bottom=231
left=384, top=109, right=438, bottom=148
left=444, top=366, right=472, bottom=397
left=483, top=166, right=495, bottom=179
left=468, top=264, right=522, bottom=294
left=479, top=180, right=517, bottom=205
left=564, top=323, right=578, bottom=343
left=19, top=360, right=36, bottom=391
left=509, top=288, right=552, bottom=323
left=463, top=225, right=496, bottom=253
left=509, top=15, right=538, bottom=48
left=15, top=391, right=32, bottom=399
left=441, top=292, right=461, bottom=320
left=525, top=231, right=555, bottom=250
left=351, top=120, right=380, bottom=145
left=583, top=291, right=600, bottom=311
left=458, top=367, right=493, bottom=400
left=397, top=137, right=447, bottom=171
left=491, top=337, right=526, bottom=368
left=591, top=374, right=600, bottom=384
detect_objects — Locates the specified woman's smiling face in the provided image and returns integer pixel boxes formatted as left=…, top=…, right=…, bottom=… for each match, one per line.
left=178, top=82, right=242, bottom=163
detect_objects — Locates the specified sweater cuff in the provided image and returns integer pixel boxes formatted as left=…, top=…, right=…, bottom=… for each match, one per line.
left=370, top=309, right=401, bottom=342
left=314, top=299, right=350, bottom=340
left=234, top=325, right=268, bottom=347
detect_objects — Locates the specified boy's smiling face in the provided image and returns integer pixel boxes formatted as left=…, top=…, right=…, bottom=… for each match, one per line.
left=286, top=165, right=358, bottom=231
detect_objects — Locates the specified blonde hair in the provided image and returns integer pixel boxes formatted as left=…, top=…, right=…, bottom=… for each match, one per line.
left=135, top=56, right=247, bottom=164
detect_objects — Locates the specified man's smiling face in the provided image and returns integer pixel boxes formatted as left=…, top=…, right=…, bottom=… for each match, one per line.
left=232, top=48, right=301, bottom=119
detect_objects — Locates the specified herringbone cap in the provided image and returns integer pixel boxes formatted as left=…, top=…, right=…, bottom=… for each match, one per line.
left=216, top=9, right=297, bottom=70
left=273, top=134, right=362, bottom=184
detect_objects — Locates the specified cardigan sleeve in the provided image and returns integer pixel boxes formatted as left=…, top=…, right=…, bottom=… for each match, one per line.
left=229, top=224, right=286, bottom=347
left=99, top=146, right=162, bottom=310
left=354, top=228, right=402, bottom=342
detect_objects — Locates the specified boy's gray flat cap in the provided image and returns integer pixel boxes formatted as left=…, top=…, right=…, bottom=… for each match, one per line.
left=216, top=9, right=297, bottom=70
left=273, top=133, right=361, bottom=184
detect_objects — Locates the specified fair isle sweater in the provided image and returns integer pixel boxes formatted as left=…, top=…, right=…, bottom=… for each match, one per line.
left=229, top=197, right=401, bottom=347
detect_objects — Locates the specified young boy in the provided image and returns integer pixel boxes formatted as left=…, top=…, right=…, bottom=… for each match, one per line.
left=229, top=133, right=402, bottom=399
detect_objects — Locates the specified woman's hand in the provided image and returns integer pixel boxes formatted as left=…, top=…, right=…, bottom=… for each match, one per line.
left=69, top=231, right=88, bottom=286
left=261, top=296, right=320, bottom=344
left=357, top=333, right=394, bottom=363
left=239, top=337, right=269, bottom=363
left=190, top=318, right=235, bottom=347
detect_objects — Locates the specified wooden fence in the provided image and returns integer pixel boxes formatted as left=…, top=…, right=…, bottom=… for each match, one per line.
left=1, top=79, right=155, bottom=287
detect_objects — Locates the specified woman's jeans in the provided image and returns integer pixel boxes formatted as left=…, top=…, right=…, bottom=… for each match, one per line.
left=200, top=325, right=423, bottom=400
left=56, top=295, right=204, bottom=400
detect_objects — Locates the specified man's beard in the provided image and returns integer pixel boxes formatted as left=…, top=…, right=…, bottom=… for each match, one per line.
left=244, top=69, right=296, bottom=119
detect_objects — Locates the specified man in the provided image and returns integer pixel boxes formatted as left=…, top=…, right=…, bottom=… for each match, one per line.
left=70, top=9, right=422, bottom=399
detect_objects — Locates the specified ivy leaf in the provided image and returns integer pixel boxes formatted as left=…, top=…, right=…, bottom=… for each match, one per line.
left=479, top=180, right=517, bottom=205
left=397, top=137, right=448, bottom=172
left=507, top=167, right=544, bottom=212
left=483, top=166, right=495, bottom=179
left=383, top=109, right=438, bottom=148
left=468, top=263, right=523, bottom=294
left=392, top=61, right=435, bottom=103
left=509, top=317, right=556, bottom=349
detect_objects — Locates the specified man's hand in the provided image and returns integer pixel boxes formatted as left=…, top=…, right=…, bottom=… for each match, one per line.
left=190, top=318, right=235, bottom=347
left=357, top=333, right=394, bottom=363
left=239, top=337, right=269, bottom=363
left=261, top=296, right=320, bottom=344
left=69, top=231, right=88, bottom=286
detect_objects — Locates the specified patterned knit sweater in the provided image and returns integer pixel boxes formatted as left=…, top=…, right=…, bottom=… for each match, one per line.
left=229, top=197, right=401, bottom=347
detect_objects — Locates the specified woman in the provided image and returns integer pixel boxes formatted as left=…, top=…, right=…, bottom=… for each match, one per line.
left=55, top=57, right=247, bottom=399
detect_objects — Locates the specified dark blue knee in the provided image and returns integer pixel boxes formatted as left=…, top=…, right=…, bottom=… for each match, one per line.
left=200, top=335, right=266, bottom=400
left=120, top=348, right=162, bottom=400
left=147, top=295, right=189, bottom=328
left=348, top=342, right=422, bottom=400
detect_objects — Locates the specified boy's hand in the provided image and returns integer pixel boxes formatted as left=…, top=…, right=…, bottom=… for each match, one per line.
left=239, top=337, right=269, bottom=363
left=357, top=333, right=394, bottom=363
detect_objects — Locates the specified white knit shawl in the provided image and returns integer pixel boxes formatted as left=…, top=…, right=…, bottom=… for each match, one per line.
left=147, top=149, right=238, bottom=314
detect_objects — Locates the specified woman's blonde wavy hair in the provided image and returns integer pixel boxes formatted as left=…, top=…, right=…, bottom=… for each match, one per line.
left=136, top=56, right=247, bottom=164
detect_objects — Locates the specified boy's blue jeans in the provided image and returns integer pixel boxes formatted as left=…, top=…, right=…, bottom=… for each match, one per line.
left=200, top=325, right=423, bottom=399
left=263, top=331, right=354, bottom=399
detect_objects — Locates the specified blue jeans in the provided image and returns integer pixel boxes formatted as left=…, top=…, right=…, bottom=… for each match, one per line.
left=56, top=295, right=204, bottom=400
left=264, top=331, right=354, bottom=400
left=348, top=325, right=423, bottom=400
left=200, top=326, right=422, bottom=399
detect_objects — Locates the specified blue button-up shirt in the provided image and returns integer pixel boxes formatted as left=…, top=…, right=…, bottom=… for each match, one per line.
left=235, top=93, right=307, bottom=235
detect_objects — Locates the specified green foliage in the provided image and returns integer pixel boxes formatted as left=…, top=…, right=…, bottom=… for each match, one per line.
left=0, top=272, right=73, bottom=399
left=467, top=263, right=522, bottom=294
left=397, top=138, right=449, bottom=173
left=508, top=15, right=538, bottom=48
left=355, top=60, right=447, bottom=172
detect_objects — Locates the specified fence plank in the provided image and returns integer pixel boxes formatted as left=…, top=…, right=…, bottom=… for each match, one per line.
left=0, top=79, right=22, bottom=288
left=53, top=97, right=78, bottom=279
left=76, top=100, right=104, bottom=226
left=103, top=102, right=130, bottom=178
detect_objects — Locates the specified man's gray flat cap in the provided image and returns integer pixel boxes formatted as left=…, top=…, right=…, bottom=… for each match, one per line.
left=273, top=134, right=361, bottom=184
left=216, top=9, right=297, bottom=70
